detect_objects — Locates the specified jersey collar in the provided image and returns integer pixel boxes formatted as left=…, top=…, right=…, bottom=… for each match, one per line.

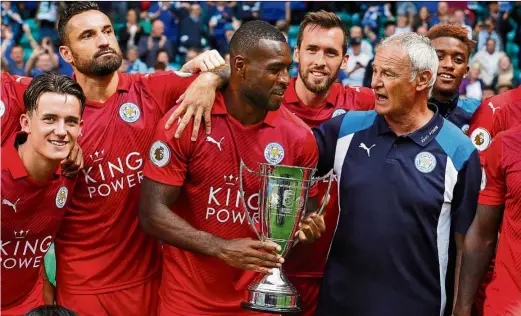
left=2, top=132, right=63, bottom=179
left=430, top=94, right=459, bottom=118
left=284, top=77, right=340, bottom=107
left=213, top=92, right=279, bottom=127
left=375, top=103, right=443, bottom=147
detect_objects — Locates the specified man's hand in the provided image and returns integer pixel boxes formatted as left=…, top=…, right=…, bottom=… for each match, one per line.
left=180, top=49, right=225, bottom=73
left=61, top=143, right=84, bottom=177
left=216, top=238, right=284, bottom=274
left=295, top=213, right=326, bottom=244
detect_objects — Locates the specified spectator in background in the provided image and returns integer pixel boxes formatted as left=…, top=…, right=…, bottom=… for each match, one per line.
left=146, top=1, right=181, bottom=48
left=275, top=19, right=289, bottom=41
left=236, top=1, right=261, bottom=23
left=153, top=61, right=166, bottom=72
left=471, top=38, right=505, bottom=87
left=431, top=1, right=450, bottom=25
left=342, top=37, right=370, bottom=87
left=413, top=6, right=431, bottom=30
left=459, top=63, right=485, bottom=100
left=364, top=25, right=379, bottom=47
left=126, top=46, right=148, bottom=73
left=119, top=59, right=129, bottom=73
left=482, top=87, right=496, bottom=99
left=496, top=79, right=513, bottom=94
left=261, top=1, right=290, bottom=24
left=383, top=20, right=396, bottom=38
left=25, top=48, right=54, bottom=76
left=178, top=3, right=207, bottom=55
left=22, top=24, right=59, bottom=70
left=491, top=55, right=519, bottom=91
left=1, top=2, right=23, bottom=44
left=476, top=18, right=501, bottom=52
left=138, top=19, right=174, bottom=67
left=118, top=9, right=144, bottom=54
left=36, top=1, right=58, bottom=43
left=415, top=24, right=428, bottom=36
left=347, top=25, right=373, bottom=59
left=395, top=14, right=412, bottom=34
left=184, top=47, right=201, bottom=63
left=452, top=9, right=473, bottom=40
left=6, top=44, right=25, bottom=76
left=208, top=1, right=234, bottom=55
left=148, top=48, right=175, bottom=72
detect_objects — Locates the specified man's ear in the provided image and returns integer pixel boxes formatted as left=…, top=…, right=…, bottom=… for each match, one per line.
left=234, top=55, right=246, bottom=78
left=59, top=45, right=74, bottom=65
left=20, top=113, right=31, bottom=134
left=416, top=70, right=433, bottom=93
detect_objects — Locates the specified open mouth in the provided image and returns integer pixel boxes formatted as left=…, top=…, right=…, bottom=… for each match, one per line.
left=375, top=93, right=388, bottom=101
left=49, top=140, right=68, bottom=147
left=272, top=90, right=285, bottom=97
left=310, top=70, right=328, bottom=78
left=438, top=73, right=456, bottom=80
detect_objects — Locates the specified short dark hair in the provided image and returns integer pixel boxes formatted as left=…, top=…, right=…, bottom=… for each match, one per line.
left=24, top=72, right=86, bottom=116
left=229, top=20, right=287, bottom=57
left=297, top=11, right=349, bottom=56
left=25, top=305, right=77, bottom=316
left=156, top=48, right=169, bottom=59
left=426, top=24, right=477, bottom=58
left=11, top=44, right=24, bottom=51
left=58, top=2, right=101, bottom=45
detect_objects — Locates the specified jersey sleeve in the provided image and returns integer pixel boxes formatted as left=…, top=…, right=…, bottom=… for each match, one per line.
left=142, top=71, right=199, bottom=114
left=313, top=114, right=344, bottom=177
left=143, top=107, right=197, bottom=186
left=492, top=105, right=509, bottom=137
left=348, top=86, right=375, bottom=111
left=451, top=149, right=482, bottom=234
left=468, top=98, right=494, bottom=142
left=478, top=134, right=506, bottom=206
left=295, top=128, right=319, bottom=198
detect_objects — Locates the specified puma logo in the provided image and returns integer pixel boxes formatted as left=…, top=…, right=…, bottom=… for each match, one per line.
left=206, top=136, right=224, bottom=151
left=359, top=143, right=376, bottom=157
left=2, top=198, right=20, bottom=212
left=488, top=102, right=500, bottom=114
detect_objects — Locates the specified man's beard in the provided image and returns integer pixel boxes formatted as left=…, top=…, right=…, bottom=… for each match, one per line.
left=299, top=66, right=339, bottom=94
left=72, top=48, right=123, bottom=77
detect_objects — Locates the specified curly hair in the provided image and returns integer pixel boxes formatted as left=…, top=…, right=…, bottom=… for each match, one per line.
left=426, top=24, right=477, bottom=58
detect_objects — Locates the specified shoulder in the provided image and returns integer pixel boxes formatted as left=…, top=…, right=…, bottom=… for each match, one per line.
left=457, top=97, right=481, bottom=115
left=338, top=110, right=377, bottom=138
left=278, top=106, right=313, bottom=134
left=435, top=118, right=477, bottom=171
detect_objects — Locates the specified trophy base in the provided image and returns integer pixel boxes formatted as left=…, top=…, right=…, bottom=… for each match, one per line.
left=241, top=268, right=301, bottom=314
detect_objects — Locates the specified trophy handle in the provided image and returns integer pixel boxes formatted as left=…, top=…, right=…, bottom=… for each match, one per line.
left=239, top=160, right=262, bottom=241
left=312, top=169, right=335, bottom=216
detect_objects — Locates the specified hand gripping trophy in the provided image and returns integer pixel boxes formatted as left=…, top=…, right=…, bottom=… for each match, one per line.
left=239, top=160, right=333, bottom=313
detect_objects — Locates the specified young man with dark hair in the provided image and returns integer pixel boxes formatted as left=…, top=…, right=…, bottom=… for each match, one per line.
left=139, top=20, right=325, bottom=315
left=1, top=72, right=84, bottom=315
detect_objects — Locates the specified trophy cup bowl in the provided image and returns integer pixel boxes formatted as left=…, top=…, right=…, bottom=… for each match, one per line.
left=239, top=161, right=333, bottom=314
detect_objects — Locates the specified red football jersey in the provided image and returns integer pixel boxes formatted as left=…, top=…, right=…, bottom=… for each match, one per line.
left=1, top=72, right=32, bottom=145
left=479, top=125, right=521, bottom=316
left=144, top=93, right=318, bottom=315
left=282, top=78, right=374, bottom=279
left=1, top=133, right=74, bottom=311
left=54, top=72, right=197, bottom=294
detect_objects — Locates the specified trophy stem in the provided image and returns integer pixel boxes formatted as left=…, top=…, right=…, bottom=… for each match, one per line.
left=241, top=267, right=301, bottom=314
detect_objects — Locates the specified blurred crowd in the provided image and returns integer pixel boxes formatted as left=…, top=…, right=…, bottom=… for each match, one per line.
left=2, top=1, right=520, bottom=100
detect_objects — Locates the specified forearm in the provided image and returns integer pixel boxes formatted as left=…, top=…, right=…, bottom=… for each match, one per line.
left=456, top=234, right=497, bottom=311
left=139, top=201, right=225, bottom=257
left=190, top=65, right=230, bottom=89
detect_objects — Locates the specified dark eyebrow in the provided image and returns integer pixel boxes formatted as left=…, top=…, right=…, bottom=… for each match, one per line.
left=66, top=116, right=81, bottom=124
left=78, top=24, right=112, bottom=38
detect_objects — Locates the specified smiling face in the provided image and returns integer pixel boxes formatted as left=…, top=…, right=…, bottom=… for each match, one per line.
left=295, top=25, right=347, bottom=94
left=20, top=92, right=83, bottom=161
left=432, top=37, right=469, bottom=96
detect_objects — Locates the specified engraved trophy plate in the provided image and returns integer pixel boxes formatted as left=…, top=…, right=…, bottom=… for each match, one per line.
left=239, top=161, right=333, bottom=314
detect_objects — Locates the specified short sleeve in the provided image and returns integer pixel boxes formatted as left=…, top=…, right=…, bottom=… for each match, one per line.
left=492, top=105, right=509, bottom=137
left=142, top=71, right=199, bottom=114
left=479, top=134, right=506, bottom=206
left=451, top=149, right=482, bottom=234
left=313, top=114, right=344, bottom=177
left=143, top=107, right=196, bottom=186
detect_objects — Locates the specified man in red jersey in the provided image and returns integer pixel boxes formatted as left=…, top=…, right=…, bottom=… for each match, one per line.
left=454, top=124, right=521, bottom=316
left=1, top=73, right=31, bottom=145
left=47, top=2, right=228, bottom=315
left=1, top=72, right=84, bottom=315
left=139, top=20, right=325, bottom=316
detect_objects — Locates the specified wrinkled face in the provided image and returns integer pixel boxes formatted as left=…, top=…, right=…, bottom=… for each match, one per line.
left=371, top=45, right=421, bottom=116
left=295, top=25, right=347, bottom=94
left=499, top=56, right=511, bottom=71
left=432, top=37, right=469, bottom=96
left=60, top=10, right=123, bottom=77
left=486, top=39, right=495, bottom=54
left=20, top=92, right=83, bottom=161
left=239, top=39, right=292, bottom=111
left=11, top=46, right=24, bottom=63
left=156, top=51, right=169, bottom=64
left=36, top=53, right=53, bottom=71
left=127, top=9, right=137, bottom=24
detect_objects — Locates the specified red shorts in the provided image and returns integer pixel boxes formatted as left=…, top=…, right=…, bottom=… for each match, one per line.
left=56, top=277, right=160, bottom=316
left=287, top=276, right=321, bottom=316
left=1, top=279, right=44, bottom=315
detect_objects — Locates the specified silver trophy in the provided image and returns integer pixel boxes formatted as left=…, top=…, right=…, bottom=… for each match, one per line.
left=239, top=161, right=333, bottom=314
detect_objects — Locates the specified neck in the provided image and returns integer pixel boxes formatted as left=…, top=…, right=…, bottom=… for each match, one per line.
left=295, top=75, right=330, bottom=108
left=431, top=89, right=455, bottom=103
left=18, top=141, right=60, bottom=182
left=385, top=99, right=434, bottom=136
left=223, top=84, right=267, bottom=126
left=74, top=71, right=119, bottom=103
